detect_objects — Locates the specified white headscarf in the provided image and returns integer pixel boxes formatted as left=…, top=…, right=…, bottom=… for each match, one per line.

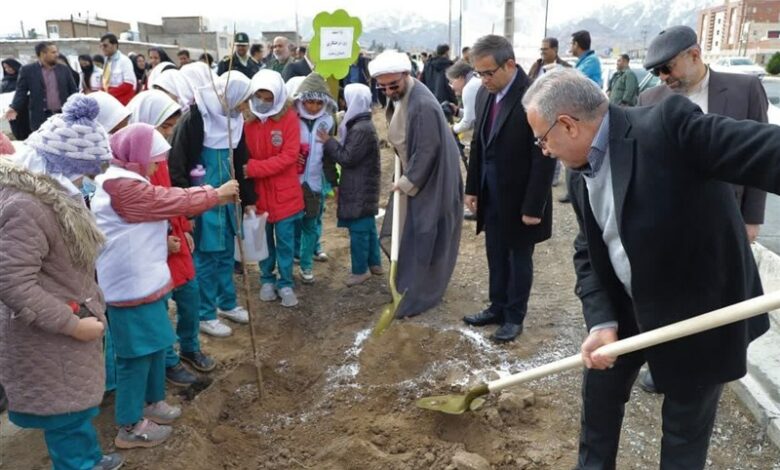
left=368, top=50, right=412, bottom=78
left=89, top=91, right=130, bottom=134
left=194, top=71, right=252, bottom=149
left=284, top=75, right=305, bottom=99
left=180, top=62, right=217, bottom=94
left=127, top=90, right=182, bottom=128
left=339, top=83, right=373, bottom=140
left=148, top=62, right=193, bottom=111
left=249, top=69, right=287, bottom=123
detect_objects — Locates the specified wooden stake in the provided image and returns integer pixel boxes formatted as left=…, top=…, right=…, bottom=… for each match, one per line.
left=208, top=26, right=264, bottom=399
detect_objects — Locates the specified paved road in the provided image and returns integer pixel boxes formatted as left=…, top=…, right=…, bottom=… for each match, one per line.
left=758, top=193, right=780, bottom=253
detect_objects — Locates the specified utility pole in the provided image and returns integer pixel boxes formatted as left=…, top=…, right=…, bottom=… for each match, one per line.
left=448, top=0, right=452, bottom=52
left=544, top=0, right=550, bottom=38
left=20, top=21, right=25, bottom=38
left=504, top=0, right=515, bottom=45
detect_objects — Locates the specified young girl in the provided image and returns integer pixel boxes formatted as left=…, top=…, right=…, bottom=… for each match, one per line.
left=92, top=123, right=239, bottom=448
left=244, top=69, right=303, bottom=307
left=319, top=83, right=383, bottom=286
left=129, top=90, right=214, bottom=385
left=168, top=72, right=255, bottom=338
left=291, top=73, right=337, bottom=284
left=0, top=96, right=123, bottom=470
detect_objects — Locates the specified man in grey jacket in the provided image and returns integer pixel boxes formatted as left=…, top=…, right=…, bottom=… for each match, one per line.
left=637, top=25, right=769, bottom=394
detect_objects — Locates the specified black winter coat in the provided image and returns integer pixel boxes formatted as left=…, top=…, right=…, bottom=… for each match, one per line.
left=322, top=112, right=381, bottom=220
left=422, top=56, right=457, bottom=105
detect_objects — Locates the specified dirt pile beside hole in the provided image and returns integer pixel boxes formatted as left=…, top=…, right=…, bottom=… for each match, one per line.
left=357, top=323, right=478, bottom=386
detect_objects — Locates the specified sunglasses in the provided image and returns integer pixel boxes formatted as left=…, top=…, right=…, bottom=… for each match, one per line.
left=651, top=48, right=690, bottom=76
left=375, top=78, right=402, bottom=92
left=534, top=115, right=580, bottom=149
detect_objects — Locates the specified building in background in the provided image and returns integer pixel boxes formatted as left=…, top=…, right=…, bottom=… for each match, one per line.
left=698, top=0, right=780, bottom=64
left=45, top=15, right=130, bottom=40
left=138, top=17, right=230, bottom=62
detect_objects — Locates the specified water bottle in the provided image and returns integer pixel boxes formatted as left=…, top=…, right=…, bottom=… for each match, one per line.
left=297, top=143, right=310, bottom=175
left=190, top=164, right=206, bottom=186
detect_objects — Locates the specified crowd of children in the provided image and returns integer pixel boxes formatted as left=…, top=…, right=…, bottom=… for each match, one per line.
left=0, top=61, right=382, bottom=469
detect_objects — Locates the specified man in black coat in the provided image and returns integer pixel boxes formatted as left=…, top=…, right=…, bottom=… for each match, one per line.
left=636, top=26, right=769, bottom=394
left=462, top=35, right=556, bottom=342
left=421, top=44, right=457, bottom=105
left=522, top=68, right=774, bottom=469
left=281, top=53, right=313, bottom=82
left=5, top=42, right=77, bottom=132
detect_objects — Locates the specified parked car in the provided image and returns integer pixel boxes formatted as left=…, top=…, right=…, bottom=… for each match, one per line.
left=710, top=57, right=766, bottom=79
left=637, top=73, right=661, bottom=95
left=762, top=76, right=780, bottom=125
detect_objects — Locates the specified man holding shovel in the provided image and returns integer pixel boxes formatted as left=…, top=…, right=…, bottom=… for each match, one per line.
left=368, top=50, right=463, bottom=319
left=521, top=68, right=774, bottom=469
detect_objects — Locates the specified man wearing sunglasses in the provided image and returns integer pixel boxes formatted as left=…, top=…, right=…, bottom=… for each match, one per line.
left=461, top=35, right=556, bottom=343
left=523, top=67, right=776, bottom=470
left=637, top=25, right=768, bottom=395
left=367, top=50, right=463, bottom=319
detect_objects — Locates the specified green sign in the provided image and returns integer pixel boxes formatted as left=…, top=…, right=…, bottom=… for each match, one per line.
left=309, top=9, right=362, bottom=80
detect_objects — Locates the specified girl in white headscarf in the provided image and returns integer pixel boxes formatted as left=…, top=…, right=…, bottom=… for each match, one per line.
left=242, top=69, right=304, bottom=308
left=180, top=61, right=217, bottom=94
left=168, top=71, right=255, bottom=338
left=318, top=84, right=383, bottom=286
left=127, top=90, right=182, bottom=138
left=147, top=62, right=194, bottom=112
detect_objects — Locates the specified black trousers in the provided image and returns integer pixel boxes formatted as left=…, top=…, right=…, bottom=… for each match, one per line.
left=483, top=190, right=535, bottom=325
left=576, top=352, right=723, bottom=470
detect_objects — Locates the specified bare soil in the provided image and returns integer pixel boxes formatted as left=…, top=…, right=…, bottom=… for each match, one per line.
left=2, top=110, right=779, bottom=470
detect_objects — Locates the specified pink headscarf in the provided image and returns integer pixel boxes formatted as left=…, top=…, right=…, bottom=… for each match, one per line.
left=109, top=123, right=171, bottom=176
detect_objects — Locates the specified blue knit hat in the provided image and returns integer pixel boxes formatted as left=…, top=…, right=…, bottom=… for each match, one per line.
left=26, top=94, right=113, bottom=177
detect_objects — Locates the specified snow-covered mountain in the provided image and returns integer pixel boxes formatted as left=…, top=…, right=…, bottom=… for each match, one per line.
left=216, top=0, right=715, bottom=52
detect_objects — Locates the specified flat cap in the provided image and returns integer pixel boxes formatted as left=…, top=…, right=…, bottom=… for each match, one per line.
left=643, top=26, right=698, bottom=70
left=234, top=32, right=250, bottom=45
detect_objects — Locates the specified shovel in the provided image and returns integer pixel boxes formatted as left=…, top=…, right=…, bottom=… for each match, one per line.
left=372, top=154, right=406, bottom=337
left=417, top=290, right=780, bottom=414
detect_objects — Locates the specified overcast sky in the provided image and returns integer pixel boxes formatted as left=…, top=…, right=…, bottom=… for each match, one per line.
left=1, top=1, right=634, bottom=37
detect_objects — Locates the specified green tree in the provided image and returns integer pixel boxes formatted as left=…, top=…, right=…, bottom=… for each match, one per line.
left=766, top=52, right=780, bottom=75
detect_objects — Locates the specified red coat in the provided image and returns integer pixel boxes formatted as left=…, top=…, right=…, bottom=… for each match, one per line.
left=244, top=105, right=304, bottom=223
left=107, top=83, right=135, bottom=106
left=150, top=161, right=195, bottom=288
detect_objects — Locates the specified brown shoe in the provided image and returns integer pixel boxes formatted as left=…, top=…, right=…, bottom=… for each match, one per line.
left=345, top=272, right=372, bottom=287
left=369, top=265, right=384, bottom=275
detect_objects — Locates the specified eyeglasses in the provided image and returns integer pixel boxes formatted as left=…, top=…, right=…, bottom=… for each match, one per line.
left=651, top=49, right=690, bottom=76
left=534, top=115, right=579, bottom=149
left=375, top=79, right=402, bottom=92
left=474, top=64, right=503, bottom=78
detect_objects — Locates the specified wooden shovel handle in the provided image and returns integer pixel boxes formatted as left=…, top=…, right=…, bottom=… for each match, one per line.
left=488, top=290, right=780, bottom=393
left=390, top=155, right=402, bottom=262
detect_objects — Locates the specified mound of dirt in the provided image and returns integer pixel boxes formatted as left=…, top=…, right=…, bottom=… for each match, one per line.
left=357, top=323, right=478, bottom=386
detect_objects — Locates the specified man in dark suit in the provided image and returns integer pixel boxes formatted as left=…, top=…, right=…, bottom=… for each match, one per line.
left=522, top=68, right=774, bottom=469
left=636, top=25, right=769, bottom=394
left=281, top=51, right=313, bottom=82
left=5, top=41, right=77, bottom=132
left=461, top=35, right=556, bottom=342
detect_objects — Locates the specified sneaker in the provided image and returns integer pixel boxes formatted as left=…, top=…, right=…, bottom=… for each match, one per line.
left=143, top=401, right=181, bottom=425
left=313, top=251, right=329, bottom=262
left=278, top=287, right=298, bottom=307
left=218, top=306, right=249, bottom=324
left=369, top=265, right=384, bottom=275
left=93, top=453, right=124, bottom=470
left=199, top=319, right=232, bottom=337
left=180, top=351, right=216, bottom=373
left=300, top=268, right=315, bottom=284
left=114, top=419, right=172, bottom=449
left=165, top=363, right=197, bottom=387
left=260, top=283, right=277, bottom=301
left=345, top=272, right=372, bottom=287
